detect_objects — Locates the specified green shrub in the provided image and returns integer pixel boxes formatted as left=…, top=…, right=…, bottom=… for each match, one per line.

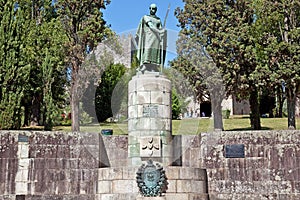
left=222, top=109, right=231, bottom=119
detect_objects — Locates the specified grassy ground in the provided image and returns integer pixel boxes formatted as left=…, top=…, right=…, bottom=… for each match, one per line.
left=53, top=116, right=300, bottom=135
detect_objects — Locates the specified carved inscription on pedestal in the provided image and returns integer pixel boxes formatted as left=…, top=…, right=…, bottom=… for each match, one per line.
left=143, top=104, right=158, bottom=117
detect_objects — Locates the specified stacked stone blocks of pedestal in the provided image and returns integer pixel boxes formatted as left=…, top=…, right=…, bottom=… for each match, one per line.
left=96, top=167, right=209, bottom=200
left=201, top=130, right=300, bottom=200
left=128, top=74, right=173, bottom=165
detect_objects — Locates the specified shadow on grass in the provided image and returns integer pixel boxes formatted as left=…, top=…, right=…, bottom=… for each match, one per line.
left=21, top=126, right=45, bottom=131
left=226, top=127, right=272, bottom=131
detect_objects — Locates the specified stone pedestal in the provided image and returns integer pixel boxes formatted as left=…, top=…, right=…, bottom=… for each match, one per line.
left=136, top=196, right=166, bottom=200
left=128, top=73, right=173, bottom=166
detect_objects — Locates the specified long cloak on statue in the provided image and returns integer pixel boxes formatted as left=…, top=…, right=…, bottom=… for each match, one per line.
left=135, top=15, right=167, bottom=66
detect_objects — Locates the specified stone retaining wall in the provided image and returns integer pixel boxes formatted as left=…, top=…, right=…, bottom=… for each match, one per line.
left=1, top=130, right=300, bottom=199
left=0, top=131, right=100, bottom=199
left=200, top=130, right=300, bottom=200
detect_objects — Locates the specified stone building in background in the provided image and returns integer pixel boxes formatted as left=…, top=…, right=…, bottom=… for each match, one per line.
left=93, top=34, right=136, bottom=68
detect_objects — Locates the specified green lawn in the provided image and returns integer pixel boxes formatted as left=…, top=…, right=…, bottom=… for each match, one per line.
left=53, top=117, right=300, bottom=135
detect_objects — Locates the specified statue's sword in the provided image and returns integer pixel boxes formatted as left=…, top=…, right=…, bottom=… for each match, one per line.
left=163, top=3, right=171, bottom=29
left=160, top=3, right=171, bottom=72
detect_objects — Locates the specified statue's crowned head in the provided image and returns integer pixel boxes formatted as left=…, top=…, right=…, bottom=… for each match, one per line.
left=149, top=3, right=157, bottom=14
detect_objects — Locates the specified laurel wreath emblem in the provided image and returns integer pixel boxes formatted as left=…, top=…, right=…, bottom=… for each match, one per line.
left=136, top=160, right=167, bottom=197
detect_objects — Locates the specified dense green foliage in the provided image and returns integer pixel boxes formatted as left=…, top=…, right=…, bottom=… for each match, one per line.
left=95, top=63, right=126, bottom=122
left=0, top=1, right=31, bottom=129
left=253, top=0, right=300, bottom=128
left=171, top=89, right=182, bottom=119
left=0, top=0, right=67, bottom=130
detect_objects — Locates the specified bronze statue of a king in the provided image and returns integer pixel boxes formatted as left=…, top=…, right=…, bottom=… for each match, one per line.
left=135, top=4, right=167, bottom=73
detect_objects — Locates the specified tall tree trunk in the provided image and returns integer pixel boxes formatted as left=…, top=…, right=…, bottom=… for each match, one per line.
left=71, top=68, right=80, bottom=132
left=82, top=80, right=98, bottom=123
left=276, top=86, right=285, bottom=118
left=249, top=88, right=261, bottom=130
left=30, top=94, right=41, bottom=126
left=286, top=86, right=296, bottom=129
left=23, top=103, right=30, bottom=127
left=43, top=109, right=53, bottom=131
left=211, top=92, right=224, bottom=130
left=269, top=103, right=274, bottom=118
left=282, top=10, right=297, bottom=129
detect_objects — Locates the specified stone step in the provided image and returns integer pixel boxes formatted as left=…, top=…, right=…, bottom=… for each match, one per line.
left=97, top=166, right=208, bottom=198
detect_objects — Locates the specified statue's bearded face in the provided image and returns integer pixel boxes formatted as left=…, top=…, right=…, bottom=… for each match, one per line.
left=149, top=4, right=157, bottom=15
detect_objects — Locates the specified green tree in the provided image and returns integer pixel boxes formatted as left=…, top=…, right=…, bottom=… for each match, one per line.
left=253, top=0, right=300, bottom=128
left=41, top=35, right=67, bottom=130
left=95, top=63, right=126, bottom=122
left=171, top=89, right=182, bottom=119
left=0, top=1, right=31, bottom=129
left=56, top=0, right=111, bottom=131
left=175, top=0, right=261, bottom=129
left=0, top=0, right=67, bottom=130
left=163, top=67, right=194, bottom=120
left=20, top=0, right=67, bottom=129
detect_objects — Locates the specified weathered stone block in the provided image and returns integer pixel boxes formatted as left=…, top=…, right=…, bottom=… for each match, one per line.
left=122, top=167, right=138, bottom=180
left=54, top=181, right=71, bottom=194
left=192, top=181, right=207, bottom=194
left=128, top=105, right=138, bottom=118
left=97, top=181, right=111, bottom=194
left=0, top=183, right=5, bottom=195
left=95, top=193, right=114, bottom=200
left=165, top=193, right=189, bottom=200
left=188, top=193, right=209, bottom=200
left=166, top=180, right=176, bottom=193
left=0, top=144, right=18, bottom=158
left=245, top=157, right=265, bottom=170
left=136, top=91, right=151, bottom=104
left=98, top=168, right=123, bottom=181
left=128, top=143, right=140, bottom=157
left=176, top=180, right=192, bottom=193
left=15, top=170, right=28, bottom=182
left=136, top=196, right=166, bottom=200
left=112, top=180, right=138, bottom=193
left=135, top=118, right=152, bottom=130
left=165, top=167, right=179, bottom=180
left=128, top=92, right=137, bottom=106
left=17, top=144, right=29, bottom=159
left=15, top=182, right=28, bottom=194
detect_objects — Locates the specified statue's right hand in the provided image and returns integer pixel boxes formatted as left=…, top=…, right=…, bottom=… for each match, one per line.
left=159, top=29, right=165, bottom=37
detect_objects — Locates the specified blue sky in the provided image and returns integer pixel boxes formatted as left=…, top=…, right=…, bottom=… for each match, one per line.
left=103, top=0, right=185, bottom=64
